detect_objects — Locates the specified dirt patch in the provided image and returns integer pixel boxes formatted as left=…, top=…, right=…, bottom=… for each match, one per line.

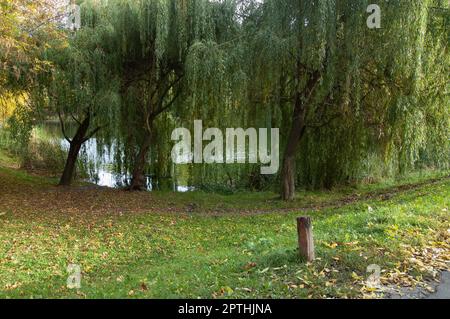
left=1, top=168, right=449, bottom=219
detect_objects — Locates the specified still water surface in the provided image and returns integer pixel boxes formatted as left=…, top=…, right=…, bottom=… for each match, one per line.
left=38, top=122, right=192, bottom=192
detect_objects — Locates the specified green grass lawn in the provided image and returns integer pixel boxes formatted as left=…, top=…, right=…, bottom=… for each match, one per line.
left=0, top=153, right=448, bottom=299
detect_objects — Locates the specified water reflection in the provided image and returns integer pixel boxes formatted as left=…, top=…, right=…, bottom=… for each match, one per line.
left=41, top=123, right=192, bottom=192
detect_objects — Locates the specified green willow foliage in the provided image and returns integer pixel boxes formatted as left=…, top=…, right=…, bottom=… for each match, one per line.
left=241, top=0, right=449, bottom=189
left=84, top=0, right=242, bottom=187
left=47, top=27, right=120, bottom=141
left=9, top=0, right=448, bottom=191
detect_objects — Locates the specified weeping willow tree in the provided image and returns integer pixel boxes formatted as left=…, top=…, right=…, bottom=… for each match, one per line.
left=315, top=0, right=450, bottom=184
left=243, top=0, right=449, bottom=200
left=92, top=0, right=240, bottom=190
left=244, top=0, right=361, bottom=199
left=41, top=2, right=120, bottom=186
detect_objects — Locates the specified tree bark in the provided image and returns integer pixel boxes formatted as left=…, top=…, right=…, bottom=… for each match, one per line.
left=59, top=141, right=83, bottom=186
left=58, top=115, right=91, bottom=186
left=280, top=68, right=321, bottom=201
left=281, top=92, right=306, bottom=201
left=129, top=130, right=152, bottom=191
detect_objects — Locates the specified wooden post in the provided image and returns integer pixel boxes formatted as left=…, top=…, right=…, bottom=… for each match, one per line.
left=297, top=217, right=315, bottom=262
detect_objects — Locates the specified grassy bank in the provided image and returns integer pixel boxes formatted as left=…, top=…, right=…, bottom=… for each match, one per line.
left=0, top=152, right=449, bottom=299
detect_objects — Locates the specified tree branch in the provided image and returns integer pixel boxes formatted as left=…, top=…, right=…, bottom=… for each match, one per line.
left=151, top=89, right=182, bottom=120
left=70, top=113, right=81, bottom=125
left=150, top=74, right=184, bottom=120
left=82, top=126, right=103, bottom=143
left=57, top=111, right=72, bottom=144
left=306, top=113, right=341, bottom=129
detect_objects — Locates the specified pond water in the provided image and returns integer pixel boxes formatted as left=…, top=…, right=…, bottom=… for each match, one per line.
left=37, top=122, right=193, bottom=192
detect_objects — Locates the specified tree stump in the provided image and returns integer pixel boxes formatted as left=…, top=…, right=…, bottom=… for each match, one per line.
left=297, top=217, right=315, bottom=262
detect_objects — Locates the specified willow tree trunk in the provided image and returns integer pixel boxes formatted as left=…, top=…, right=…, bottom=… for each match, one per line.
left=281, top=92, right=306, bottom=201
left=59, top=115, right=91, bottom=186
left=129, top=131, right=152, bottom=191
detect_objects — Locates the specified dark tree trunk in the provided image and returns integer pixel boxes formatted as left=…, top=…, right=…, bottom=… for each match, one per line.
left=129, top=130, right=152, bottom=191
left=59, top=115, right=91, bottom=186
left=280, top=67, right=321, bottom=201
left=281, top=92, right=306, bottom=201
left=281, top=156, right=297, bottom=201
left=59, top=142, right=83, bottom=186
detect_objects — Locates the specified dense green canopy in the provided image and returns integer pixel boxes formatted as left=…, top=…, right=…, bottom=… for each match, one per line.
left=241, top=0, right=449, bottom=197
left=1, top=0, right=448, bottom=196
